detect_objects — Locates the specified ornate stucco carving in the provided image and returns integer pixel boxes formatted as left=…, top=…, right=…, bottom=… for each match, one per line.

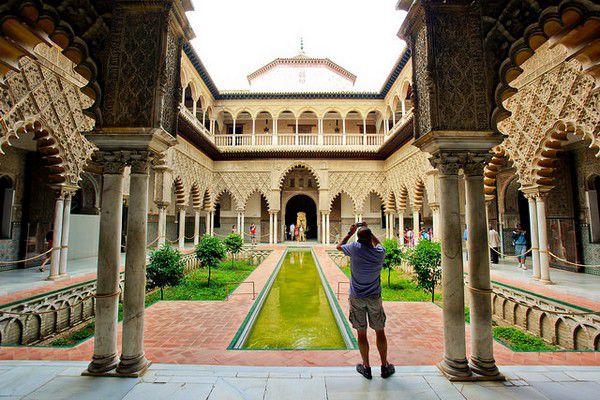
left=0, top=54, right=96, bottom=186
left=498, top=45, right=599, bottom=191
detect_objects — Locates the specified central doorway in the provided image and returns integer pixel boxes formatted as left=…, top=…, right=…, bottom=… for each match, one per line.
left=285, top=194, right=318, bottom=240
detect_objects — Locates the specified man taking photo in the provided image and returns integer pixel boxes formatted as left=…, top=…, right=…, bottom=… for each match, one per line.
left=337, top=222, right=395, bottom=380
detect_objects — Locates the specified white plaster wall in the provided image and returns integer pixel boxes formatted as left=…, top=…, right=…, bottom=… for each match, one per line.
left=68, top=214, right=100, bottom=260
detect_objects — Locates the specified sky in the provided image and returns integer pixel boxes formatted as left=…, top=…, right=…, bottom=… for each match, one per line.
left=187, top=0, right=407, bottom=92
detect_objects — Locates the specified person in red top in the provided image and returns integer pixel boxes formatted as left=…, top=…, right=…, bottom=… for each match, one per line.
left=249, top=224, right=257, bottom=245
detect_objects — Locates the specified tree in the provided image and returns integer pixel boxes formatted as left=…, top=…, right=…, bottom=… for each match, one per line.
left=406, top=239, right=441, bottom=302
left=146, top=245, right=185, bottom=300
left=223, top=233, right=243, bottom=268
left=195, top=235, right=226, bottom=287
left=382, top=238, right=403, bottom=287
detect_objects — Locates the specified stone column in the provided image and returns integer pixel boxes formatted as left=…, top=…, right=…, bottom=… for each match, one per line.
left=87, top=157, right=125, bottom=374
left=240, top=213, right=245, bottom=242
left=210, top=211, right=215, bottom=236
left=157, top=205, right=167, bottom=245
left=322, top=213, right=326, bottom=243
left=526, top=194, right=541, bottom=280
left=269, top=212, right=274, bottom=244
left=464, top=161, right=500, bottom=377
left=274, top=212, right=278, bottom=244
left=391, top=212, right=395, bottom=239
left=431, top=205, right=440, bottom=241
left=47, top=191, right=65, bottom=280
left=536, top=194, right=552, bottom=284
left=178, top=208, right=186, bottom=251
left=117, top=156, right=151, bottom=376
left=325, top=213, right=330, bottom=245
left=413, top=208, right=421, bottom=245
left=193, top=209, right=200, bottom=246
left=58, top=191, right=73, bottom=277
left=205, top=210, right=210, bottom=235
left=398, top=211, right=405, bottom=243
left=433, top=158, right=471, bottom=378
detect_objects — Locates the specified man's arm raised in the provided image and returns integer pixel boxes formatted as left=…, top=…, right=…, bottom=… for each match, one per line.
left=336, top=223, right=357, bottom=252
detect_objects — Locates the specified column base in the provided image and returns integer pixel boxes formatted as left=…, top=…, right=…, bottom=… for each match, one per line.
left=539, top=279, right=553, bottom=285
left=86, top=353, right=119, bottom=374
left=469, top=357, right=504, bottom=380
left=116, top=354, right=151, bottom=376
left=437, top=357, right=471, bottom=381
left=46, top=274, right=67, bottom=281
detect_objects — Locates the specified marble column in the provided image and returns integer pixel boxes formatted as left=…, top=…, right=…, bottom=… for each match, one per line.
left=157, top=206, right=167, bottom=245
left=431, top=206, right=440, bottom=241
left=322, top=213, right=326, bottom=243
left=58, top=191, right=73, bottom=277
left=178, top=208, right=186, bottom=251
left=526, top=195, right=541, bottom=280
left=193, top=210, right=200, bottom=246
left=274, top=212, right=278, bottom=244
left=398, top=211, right=405, bottom=243
left=269, top=212, right=274, bottom=244
left=325, top=213, right=330, bottom=245
left=413, top=208, right=421, bottom=245
left=236, top=212, right=241, bottom=234
left=48, top=191, right=65, bottom=280
left=117, top=158, right=150, bottom=375
left=205, top=210, right=210, bottom=235
left=536, top=195, right=552, bottom=284
left=87, top=160, right=125, bottom=374
left=240, top=213, right=245, bottom=242
left=209, top=211, right=215, bottom=236
left=385, top=214, right=390, bottom=239
left=464, top=163, right=500, bottom=377
left=435, top=161, right=471, bottom=378
left=391, top=212, right=395, bottom=239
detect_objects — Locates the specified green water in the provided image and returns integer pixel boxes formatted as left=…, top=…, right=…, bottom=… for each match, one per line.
left=244, top=249, right=346, bottom=349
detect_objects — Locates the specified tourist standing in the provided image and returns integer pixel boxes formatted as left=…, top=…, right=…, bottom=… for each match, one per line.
left=249, top=224, right=257, bottom=245
left=231, top=225, right=236, bottom=234
left=39, top=230, right=53, bottom=272
left=407, top=228, right=414, bottom=247
left=512, top=223, right=528, bottom=270
left=299, top=225, right=305, bottom=242
left=489, top=226, right=500, bottom=264
left=290, top=223, right=295, bottom=241
left=337, top=222, right=394, bottom=380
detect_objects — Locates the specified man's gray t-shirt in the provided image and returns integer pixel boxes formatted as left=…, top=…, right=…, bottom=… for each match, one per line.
left=341, top=241, right=385, bottom=298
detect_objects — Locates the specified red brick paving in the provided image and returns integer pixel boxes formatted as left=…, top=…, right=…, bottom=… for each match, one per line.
left=1, top=245, right=598, bottom=367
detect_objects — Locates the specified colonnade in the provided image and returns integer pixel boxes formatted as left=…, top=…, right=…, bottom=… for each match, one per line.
left=524, top=191, right=552, bottom=284
left=47, top=188, right=76, bottom=280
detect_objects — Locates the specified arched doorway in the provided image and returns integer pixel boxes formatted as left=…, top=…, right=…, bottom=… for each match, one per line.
left=285, top=194, right=317, bottom=240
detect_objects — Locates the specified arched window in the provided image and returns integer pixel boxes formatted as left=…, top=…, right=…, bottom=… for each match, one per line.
left=0, top=176, right=15, bottom=238
left=586, top=175, right=600, bottom=243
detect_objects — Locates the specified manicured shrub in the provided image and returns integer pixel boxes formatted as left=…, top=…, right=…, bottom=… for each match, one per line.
left=223, top=233, right=244, bottom=267
left=382, top=238, right=403, bottom=287
left=195, top=235, right=226, bottom=287
left=147, top=245, right=185, bottom=300
left=406, top=239, right=441, bottom=302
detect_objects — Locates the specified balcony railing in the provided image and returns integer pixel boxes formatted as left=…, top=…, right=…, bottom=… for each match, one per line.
left=179, top=106, right=414, bottom=151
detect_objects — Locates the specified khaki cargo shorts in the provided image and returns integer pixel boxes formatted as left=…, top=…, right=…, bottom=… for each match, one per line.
left=348, top=295, right=386, bottom=331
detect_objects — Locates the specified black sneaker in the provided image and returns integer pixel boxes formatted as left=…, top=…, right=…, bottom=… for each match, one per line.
left=381, top=363, right=395, bottom=378
left=356, top=364, right=372, bottom=380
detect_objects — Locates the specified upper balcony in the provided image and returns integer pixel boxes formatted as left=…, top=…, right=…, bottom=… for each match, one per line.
left=177, top=83, right=414, bottom=157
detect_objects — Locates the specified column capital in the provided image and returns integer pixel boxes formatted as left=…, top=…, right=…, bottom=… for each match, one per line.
left=94, top=151, right=126, bottom=175
left=155, top=201, right=170, bottom=209
left=462, top=153, right=491, bottom=177
left=128, top=151, right=153, bottom=174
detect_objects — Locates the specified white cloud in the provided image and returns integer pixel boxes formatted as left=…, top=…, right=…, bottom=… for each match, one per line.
left=187, top=0, right=406, bottom=92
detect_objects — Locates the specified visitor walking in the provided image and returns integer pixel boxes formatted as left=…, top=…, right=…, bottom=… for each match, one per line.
left=512, top=223, right=528, bottom=270
left=231, top=225, right=236, bottom=234
left=298, top=225, right=305, bottom=242
left=407, top=227, right=414, bottom=247
left=420, top=227, right=429, bottom=241
left=290, top=223, right=295, bottom=241
left=427, top=227, right=433, bottom=241
left=489, top=226, right=500, bottom=264
left=38, top=230, right=53, bottom=272
left=249, top=224, right=257, bottom=245
left=336, top=222, right=395, bottom=380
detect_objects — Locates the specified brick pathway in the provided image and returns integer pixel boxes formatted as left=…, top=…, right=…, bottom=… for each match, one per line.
left=1, top=245, right=598, bottom=367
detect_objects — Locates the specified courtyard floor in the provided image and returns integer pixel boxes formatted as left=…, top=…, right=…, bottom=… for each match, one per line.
left=1, top=245, right=598, bottom=367
left=1, top=361, right=599, bottom=400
